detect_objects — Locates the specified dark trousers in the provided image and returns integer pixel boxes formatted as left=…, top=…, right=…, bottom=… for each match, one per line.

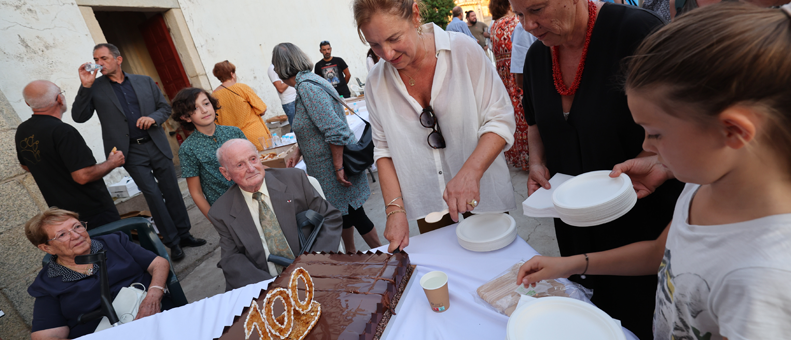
left=83, top=209, right=121, bottom=230
left=124, top=142, right=191, bottom=247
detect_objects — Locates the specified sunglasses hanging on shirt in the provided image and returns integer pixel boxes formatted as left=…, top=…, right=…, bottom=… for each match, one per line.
left=420, top=106, right=446, bottom=149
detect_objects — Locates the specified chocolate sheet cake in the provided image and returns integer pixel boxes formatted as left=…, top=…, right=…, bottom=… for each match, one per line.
left=218, top=251, right=414, bottom=340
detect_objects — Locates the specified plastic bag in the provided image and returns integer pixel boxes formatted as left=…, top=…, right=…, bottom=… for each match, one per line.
left=476, top=261, right=594, bottom=316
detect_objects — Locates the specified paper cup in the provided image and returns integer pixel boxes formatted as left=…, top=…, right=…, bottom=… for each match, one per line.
left=420, top=271, right=450, bottom=312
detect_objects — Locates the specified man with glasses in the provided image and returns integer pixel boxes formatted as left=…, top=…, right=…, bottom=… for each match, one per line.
left=314, top=41, right=352, bottom=98
left=16, top=80, right=124, bottom=229
left=71, top=43, right=205, bottom=261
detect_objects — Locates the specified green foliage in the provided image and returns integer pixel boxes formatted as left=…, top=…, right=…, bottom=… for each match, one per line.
left=420, top=0, right=456, bottom=29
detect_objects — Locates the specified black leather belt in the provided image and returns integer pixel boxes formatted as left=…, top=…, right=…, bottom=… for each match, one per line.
left=130, top=136, right=151, bottom=144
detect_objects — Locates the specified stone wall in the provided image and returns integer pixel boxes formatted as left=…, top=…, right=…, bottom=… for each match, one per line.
left=0, top=0, right=131, bottom=186
left=0, top=89, right=48, bottom=340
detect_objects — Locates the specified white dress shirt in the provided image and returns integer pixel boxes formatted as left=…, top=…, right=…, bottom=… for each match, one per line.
left=510, top=22, right=538, bottom=74
left=239, top=183, right=279, bottom=275
left=365, top=23, right=517, bottom=220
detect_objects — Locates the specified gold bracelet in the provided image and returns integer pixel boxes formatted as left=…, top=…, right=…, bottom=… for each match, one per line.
left=387, top=202, right=404, bottom=210
left=386, top=209, right=406, bottom=218
left=386, top=196, right=402, bottom=206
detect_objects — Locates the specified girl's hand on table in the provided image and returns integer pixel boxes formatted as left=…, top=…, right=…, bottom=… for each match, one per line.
left=516, top=255, right=587, bottom=288
left=384, top=211, right=409, bottom=252
left=443, top=169, right=481, bottom=222
left=527, top=163, right=551, bottom=196
left=610, top=155, right=674, bottom=199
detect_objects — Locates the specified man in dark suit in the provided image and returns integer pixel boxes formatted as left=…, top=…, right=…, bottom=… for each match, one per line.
left=208, top=139, right=342, bottom=291
left=72, top=43, right=205, bottom=261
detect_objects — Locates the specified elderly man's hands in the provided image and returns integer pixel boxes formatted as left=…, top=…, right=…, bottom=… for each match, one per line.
left=134, top=288, right=163, bottom=320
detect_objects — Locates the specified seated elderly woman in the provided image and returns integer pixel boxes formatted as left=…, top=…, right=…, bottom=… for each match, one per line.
left=26, top=208, right=170, bottom=340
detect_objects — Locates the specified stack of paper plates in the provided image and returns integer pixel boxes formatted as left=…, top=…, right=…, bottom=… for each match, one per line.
left=507, top=297, right=626, bottom=340
left=552, top=171, right=637, bottom=227
left=456, top=213, right=516, bottom=252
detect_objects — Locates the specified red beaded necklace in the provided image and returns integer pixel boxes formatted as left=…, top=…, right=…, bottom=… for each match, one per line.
left=551, top=1, right=597, bottom=96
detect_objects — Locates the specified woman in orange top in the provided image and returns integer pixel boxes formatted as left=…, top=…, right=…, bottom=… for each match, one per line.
left=212, top=60, right=272, bottom=151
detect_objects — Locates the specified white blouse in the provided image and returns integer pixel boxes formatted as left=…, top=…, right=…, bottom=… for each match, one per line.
left=365, top=23, right=517, bottom=220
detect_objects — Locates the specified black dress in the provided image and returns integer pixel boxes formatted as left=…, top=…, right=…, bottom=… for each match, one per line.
left=523, top=4, right=684, bottom=339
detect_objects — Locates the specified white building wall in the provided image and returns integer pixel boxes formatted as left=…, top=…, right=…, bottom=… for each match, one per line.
left=0, top=0, right=124, bottom=182
left=177, top=0, right=371, bottom=114
left=0, top=0, right=372, bottom=185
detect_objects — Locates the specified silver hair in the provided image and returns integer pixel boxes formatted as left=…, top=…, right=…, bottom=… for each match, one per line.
left=272, top=43, right=313, bottom=81
left=23, top=81, right=60, bottom=110
left=93, top=43, right=121, bottom=58
left=216, top=138, right=257, bottom=168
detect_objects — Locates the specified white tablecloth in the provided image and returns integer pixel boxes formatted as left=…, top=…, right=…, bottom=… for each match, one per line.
left=79, top=225, right=637, bottom=340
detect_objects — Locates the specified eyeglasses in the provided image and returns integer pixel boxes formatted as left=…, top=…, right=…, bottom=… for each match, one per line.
left=48, top=221, right=87, bottom=243
left=420, top=106, right=446, bottom=149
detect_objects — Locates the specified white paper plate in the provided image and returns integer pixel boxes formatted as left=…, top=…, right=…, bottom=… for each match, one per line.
left=553, top=171, right=632, bottom=210
left=456, top=213, right=516, bottom=252
left=551, top=171, right=637, bottom=227
left=558, top=197, right=637, bottom=227
left=507, top=297, right=626, bottom=340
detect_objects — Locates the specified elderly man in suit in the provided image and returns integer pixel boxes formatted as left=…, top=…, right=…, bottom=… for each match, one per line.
left=72, top=43, right=204, bottom=261
left=208, top=139, right=342, bottom=291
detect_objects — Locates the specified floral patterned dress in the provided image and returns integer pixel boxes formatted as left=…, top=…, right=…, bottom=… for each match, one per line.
left=292, top=71, right=370, bottom=215
left=491, top=15, right=529, bottom=170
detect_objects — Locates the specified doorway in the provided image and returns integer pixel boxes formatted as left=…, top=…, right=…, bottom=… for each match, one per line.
left=93, top=11, right=191, bottom=101
left=92, top=10, right=192, bottom=166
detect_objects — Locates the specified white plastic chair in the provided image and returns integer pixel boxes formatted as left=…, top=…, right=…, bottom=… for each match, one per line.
left=307, top=176, right=325, bottom=199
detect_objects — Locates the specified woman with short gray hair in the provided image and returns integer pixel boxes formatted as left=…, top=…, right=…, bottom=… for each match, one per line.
left=272, top=43, right=382, bottom=253
left=272, top=43, right=314, bottom=81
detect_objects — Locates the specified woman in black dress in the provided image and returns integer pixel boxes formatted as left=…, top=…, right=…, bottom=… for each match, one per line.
left=510, top=0, right=684, bottom=338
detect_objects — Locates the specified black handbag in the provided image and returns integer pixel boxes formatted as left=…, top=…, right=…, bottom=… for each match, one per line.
left=297, top=79, right=374, bottom=176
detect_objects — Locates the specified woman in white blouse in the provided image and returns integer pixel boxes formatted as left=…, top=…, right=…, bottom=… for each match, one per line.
left=354, top=0, right=517, bottom=252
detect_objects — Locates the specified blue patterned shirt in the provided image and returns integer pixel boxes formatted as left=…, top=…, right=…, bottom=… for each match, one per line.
left=179, top=125, right=246, bottom=205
